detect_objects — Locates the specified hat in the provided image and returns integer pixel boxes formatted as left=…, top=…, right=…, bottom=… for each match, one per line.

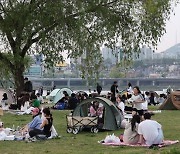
left=32, top=108, right=39, bottom=113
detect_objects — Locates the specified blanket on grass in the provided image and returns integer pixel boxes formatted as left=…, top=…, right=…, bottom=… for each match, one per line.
left=102, top=140, right=179, bottom=148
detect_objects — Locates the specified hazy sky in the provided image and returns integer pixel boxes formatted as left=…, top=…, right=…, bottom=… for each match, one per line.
left=156, top=2, right=180, bottom=53
left=56, top=3, right=180, bottom=63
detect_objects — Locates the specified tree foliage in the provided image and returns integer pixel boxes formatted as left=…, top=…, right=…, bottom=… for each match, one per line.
left=0, top=0, right=177, bottom=94
left=0, top=53, right=32, bottom=80
left=109, top=66, right=125, bottom=78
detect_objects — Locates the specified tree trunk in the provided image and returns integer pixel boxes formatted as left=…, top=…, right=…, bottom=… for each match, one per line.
left=13, top=63, right=25, bottom=99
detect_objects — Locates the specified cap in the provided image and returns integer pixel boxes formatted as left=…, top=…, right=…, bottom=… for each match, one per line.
left=32, top=108, right=39, bottom=113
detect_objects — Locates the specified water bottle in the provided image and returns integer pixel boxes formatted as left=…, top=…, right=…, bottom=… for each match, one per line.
left=12, top=124, right=15, bottom=131
left=16, top=126, right=20, bottom=131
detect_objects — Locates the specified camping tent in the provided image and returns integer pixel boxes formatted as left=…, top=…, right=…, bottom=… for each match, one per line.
left=159, top=91, right=180, bottom=110
left=73, top=97, right=123, bottom=131
left=49, top=88, right=73, bottom=103
left=0, top=88, right=16, bottom=105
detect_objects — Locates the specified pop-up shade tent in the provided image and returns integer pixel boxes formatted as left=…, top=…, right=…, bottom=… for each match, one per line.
left=49, top=88, right=73, bottom=103
left=72, top=97, right=123, bottom=131
left=159, top=91, right=180, bottom=110
left=0, top=88, right=16, bottom=104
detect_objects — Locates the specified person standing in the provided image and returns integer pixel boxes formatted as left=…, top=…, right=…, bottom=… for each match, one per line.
left=96, top=83, right=102, bottom=95
left=24, top=77, right=33, bottom=94
left=110, top=81, right=119, bottom=97
left=129, top=86, right=144, bottom=117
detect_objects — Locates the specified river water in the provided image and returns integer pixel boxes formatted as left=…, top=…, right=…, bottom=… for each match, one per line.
left=37, top=89, right=168, bottom=97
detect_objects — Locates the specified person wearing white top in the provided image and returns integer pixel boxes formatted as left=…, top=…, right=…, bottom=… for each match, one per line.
left=115, top=95, right=127, bottom=128
left=142, top=91, right=150, bottom=111
left=127, top=83, right=133, bottom=94
left=116, top=95, right=125, bottom=115
left=129, top=86, right=144, bottom=116
left=138, top=113, right=164, bottom=146
left=157, top=94, right=165, bottom=105
left=36, top=93, right=44, bottom=104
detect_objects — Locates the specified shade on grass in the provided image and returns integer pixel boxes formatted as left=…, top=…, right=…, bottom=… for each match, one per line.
left=0, top=106, right=179, bottom=154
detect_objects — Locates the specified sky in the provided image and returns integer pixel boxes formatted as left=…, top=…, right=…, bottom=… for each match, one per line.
left=156, top=2, right=180, bottom=53
left=56, top=2, right=180, bottom=64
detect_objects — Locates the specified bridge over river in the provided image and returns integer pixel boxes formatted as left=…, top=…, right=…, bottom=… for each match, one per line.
left=29, top=77, right=180, bottom=91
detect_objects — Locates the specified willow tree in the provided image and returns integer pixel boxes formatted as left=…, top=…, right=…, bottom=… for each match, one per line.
left=0, top=0, right=176, bottom=95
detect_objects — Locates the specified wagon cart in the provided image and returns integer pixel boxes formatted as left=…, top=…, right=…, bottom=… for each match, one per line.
left=66, top=116, right=99, bottom=134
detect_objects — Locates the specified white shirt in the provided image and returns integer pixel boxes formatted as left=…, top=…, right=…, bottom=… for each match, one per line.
left=130, top=94, right=144, bottom=110
left=142, top=95, right=149, bottom=110
left=158, top=97, right=165, bottom=104
left=117, top=101, right=125, bottom=115
left=37, top=96, right=44, bottom=104
left=127, top=86, right=133, bottom=94
left=138, top=120, right=162, bottom=145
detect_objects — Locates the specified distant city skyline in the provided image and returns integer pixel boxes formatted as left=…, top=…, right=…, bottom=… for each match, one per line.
left=63, top=2, right=180, bottom=63
left=156, top=2, right=180, bottom=53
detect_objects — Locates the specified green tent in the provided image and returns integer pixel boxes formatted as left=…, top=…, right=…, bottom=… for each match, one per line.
left=73, top=97, right=123, bottom=131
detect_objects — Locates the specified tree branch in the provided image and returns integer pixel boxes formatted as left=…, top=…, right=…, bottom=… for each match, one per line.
left=15, top=0, right=41, bottom=55
left=0, top=52, right=14, bottom=70
left=20, top=0, right=126, bottom=57
left=0, top=15, right=16, bottom=52
left=21, top=22, right=58, bottom=57
left=67, top=0, right=120, bottom=19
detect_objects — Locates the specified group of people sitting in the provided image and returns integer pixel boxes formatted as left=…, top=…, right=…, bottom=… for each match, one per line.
left=52, top=91, right=89, bottom=110
left=0, top=107, right=54, bottom=141
left=17, top=92, right=42, bottom=111
left=111, top=85, right=164, bottom=146
left=0, top=77, right=56, bottom=141
left=21, top=107, right=53, bottom=140
left=123, top=111, right=164, bottom=146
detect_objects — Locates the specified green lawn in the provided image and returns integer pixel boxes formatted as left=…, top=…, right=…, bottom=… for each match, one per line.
left=0, top=106, right=179, bottom=154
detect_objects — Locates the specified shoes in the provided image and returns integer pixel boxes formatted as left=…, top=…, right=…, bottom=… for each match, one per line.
left=149, top=144, right=159, bottom=149
left=26, top=137, right=37, bottom=142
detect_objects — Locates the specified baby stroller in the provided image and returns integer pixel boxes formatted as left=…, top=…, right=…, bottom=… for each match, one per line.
left=66, top=115, right=99, bottom=134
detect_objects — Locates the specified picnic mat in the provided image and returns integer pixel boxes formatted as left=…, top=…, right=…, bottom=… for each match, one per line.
left=102, top=140, right=179, bottom=148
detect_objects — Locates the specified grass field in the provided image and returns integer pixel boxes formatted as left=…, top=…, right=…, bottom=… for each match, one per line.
left=0, top=106, right=179, bottom=154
